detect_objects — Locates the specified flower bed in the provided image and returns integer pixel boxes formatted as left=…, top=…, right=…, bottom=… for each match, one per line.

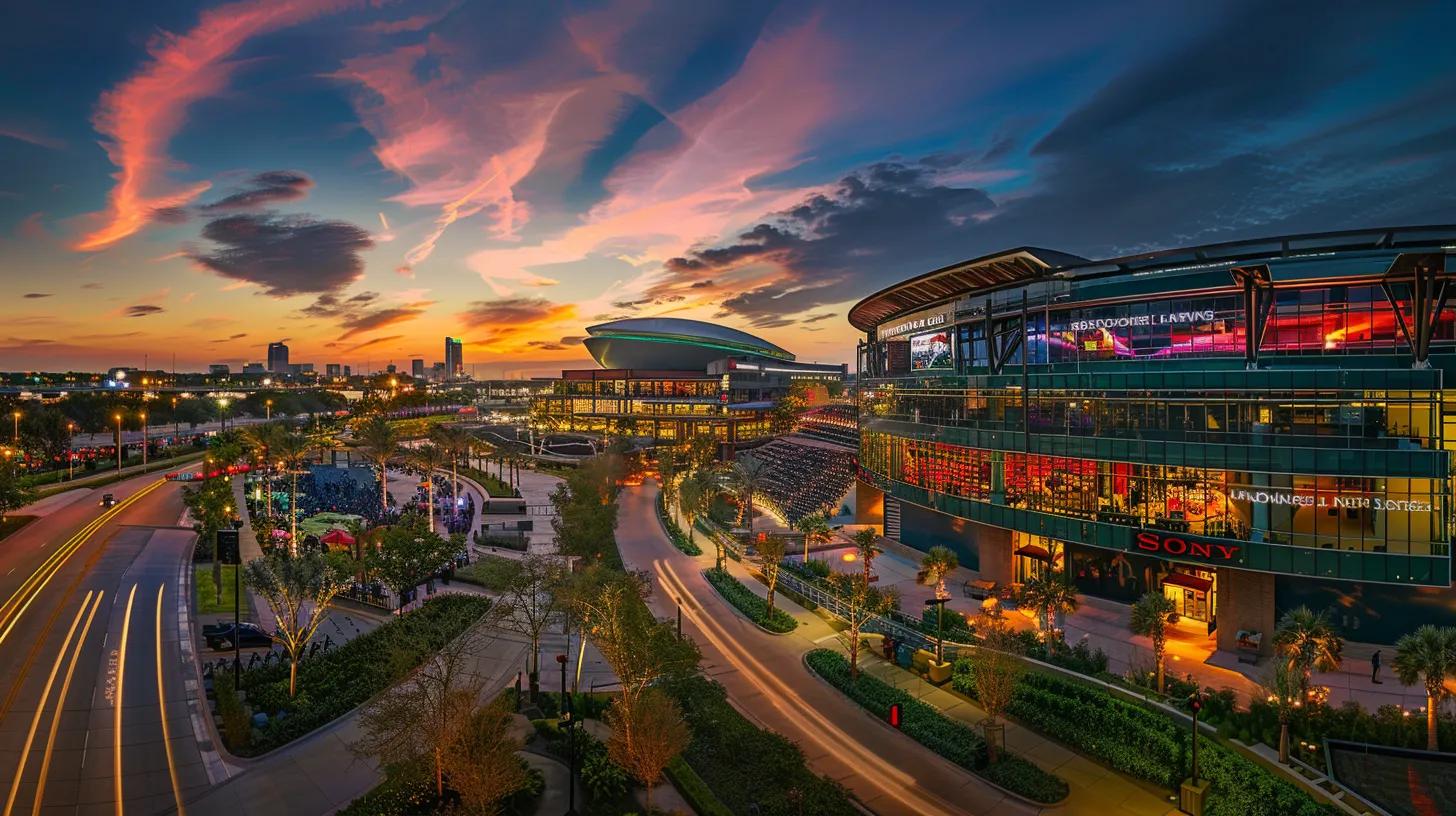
left=657, top=494, right=702, bottom=556
left=227, top=594, right=492, bottom=756
left=806, top=649, right=1068, bottom=804
left=703, top=567, right=795, bottom=633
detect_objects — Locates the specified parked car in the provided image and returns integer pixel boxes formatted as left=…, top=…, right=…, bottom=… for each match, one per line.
left=99, top=493, right=117, bottom=508
left=205, top=622, right=274, bottom=650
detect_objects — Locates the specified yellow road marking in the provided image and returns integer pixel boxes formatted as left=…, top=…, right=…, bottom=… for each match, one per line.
left=1, top=591, right=93, bottom=816
left=155, top=585, right=186, bottom=816
left=0, top=481, right=164, bottom=649
left=31, top=590, right=104, bottom=816
left=114, top=583, right=137, bottom=816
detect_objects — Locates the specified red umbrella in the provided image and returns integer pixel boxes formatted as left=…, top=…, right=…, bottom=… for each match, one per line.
left=321, top=529, right=355, bottom=546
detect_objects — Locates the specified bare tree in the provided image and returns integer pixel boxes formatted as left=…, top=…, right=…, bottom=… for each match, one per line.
left=499, top=554, right=564, bottom=703
left=828, top=572, right=897, bottom=679
left=444, top=699, right=530, bottom=813
left=755, top=533, right=788, bottom=614
left=970, top=620, right=1022, bottom=762
left=244, top=549, right=350, bottom=697
left=606, top=688, right=690, bottom=814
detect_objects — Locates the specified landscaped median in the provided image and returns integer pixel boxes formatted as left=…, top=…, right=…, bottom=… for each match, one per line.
left=805, top=649, right=1070, bottom=806
left=656, top=494, right=702, bottom=556
left=951, top=657, right=1340, bottom=816
left=702, top=567, right=796, bottom=633
left=217, top=594, right=493, bottom=756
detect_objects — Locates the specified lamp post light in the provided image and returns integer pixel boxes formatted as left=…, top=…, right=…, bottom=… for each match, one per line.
left=66, top=422, right=74, bottom=481
left=925, top=596, right=950, bottom=663
left=171, top=396, right=179, bottom=445
left=139, top=411, right=148, bottom=473
left=114, top=413, right=123, bottom=474
left=1181, top=692, right=1210, bottom=815
left=217, top=398, right=231, bottom=433
left=11, top=409, right=19, bottom=445
left=265, top=399, right=272, bottom=421
left=556, top=653, right=577, bottom=816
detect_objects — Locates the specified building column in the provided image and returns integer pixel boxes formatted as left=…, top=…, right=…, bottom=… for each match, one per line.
left=1214, top=568, right=1276, bottom=656
left=855, top=479, right=885, bottom=529
left=977, top=524, right=1013, bottom=586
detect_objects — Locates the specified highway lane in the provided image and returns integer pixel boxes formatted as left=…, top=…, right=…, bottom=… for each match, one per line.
left=0, top=475, right=209, bottom=816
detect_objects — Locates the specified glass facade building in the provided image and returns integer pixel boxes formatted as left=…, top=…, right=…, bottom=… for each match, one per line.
left=852, top=227, right=1456, bottom=649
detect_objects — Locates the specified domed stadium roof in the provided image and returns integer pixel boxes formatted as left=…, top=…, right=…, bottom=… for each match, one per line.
left=583, top=317, right=794, bottom=370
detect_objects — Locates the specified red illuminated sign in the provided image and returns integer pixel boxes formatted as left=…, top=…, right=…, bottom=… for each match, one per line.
left=1132, top=531, right=1241, bottom=563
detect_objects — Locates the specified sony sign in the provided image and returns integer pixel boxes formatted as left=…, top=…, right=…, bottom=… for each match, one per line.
left=878, top=306, right=953, bottom=341
left=1069, top=309, right=1215, bottom=332
left=1133, top=530, right=1242, bottom=563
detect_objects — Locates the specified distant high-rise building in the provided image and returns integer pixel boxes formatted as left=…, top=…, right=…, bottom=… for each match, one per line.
left=343, top=365, right=352, bottom=377
left=242, top=363, right=266, bottom=375
left=445, top=337, right=463, bottom=379
left=208, top=364, right=230, bottom=376
left=326, top=363, right=341, bottom=379
left=431, top=362, right=446, bottom=382
left=411, top=358, right=425, bottom=379
left=386, top=363, right=397, bottom=374
left=267, top=342, right=289, bottom=373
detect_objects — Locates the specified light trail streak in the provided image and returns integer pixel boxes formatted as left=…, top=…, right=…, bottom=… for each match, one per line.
left=155, top=585, right=186, bottom=815
left=114, top=583, right=137, bottom=816
left=31, top=590, right=105, bottom=816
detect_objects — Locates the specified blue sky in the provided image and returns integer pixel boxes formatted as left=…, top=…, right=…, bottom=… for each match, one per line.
left=0, top=0, right=1452, bottom=375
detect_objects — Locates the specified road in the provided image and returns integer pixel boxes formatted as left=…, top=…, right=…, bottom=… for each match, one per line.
left=617, top=482, right=1037, bottom=816
left=0, top=472, right=210, bottom=816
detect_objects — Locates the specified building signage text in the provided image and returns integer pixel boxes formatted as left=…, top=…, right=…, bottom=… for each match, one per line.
left=1133, top=531, right=1241, bottom=562
left=1229, top=488, right=1431, bottom=513
left=879, top=307, right=952, bottom=341
left=1069, top=309, right=1215, bottom=332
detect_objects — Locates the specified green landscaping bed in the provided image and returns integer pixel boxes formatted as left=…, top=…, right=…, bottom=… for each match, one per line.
left=806, top=648, right=1068, bottom=805
left=656, top=495, right=702, bottom=556
left=0, top=515, right=35, bottom=543
left=225, top=594, right=492, bottom=756
left=951, top=657, right=1340, bottom=816
left=460, top=466, right=519, bottom=498
left=703, top=567, right=795, bottom=633
left=453, top=554, right=518, bottom=591
left=663, top=674, right=858, bottom=816
left=194, top=564, right=239, bottom=615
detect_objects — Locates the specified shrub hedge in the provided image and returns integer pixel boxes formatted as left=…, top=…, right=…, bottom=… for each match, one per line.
left=657, top=494, right=702, bottom=556
left=703, top=568, right=796, bottom=633
left=665, top=756, right=735, bottom=816
left=806, top=649, right=1068, bottom=804
left=663, top=674, right=857, bottom=816
left=233, top=594, right=492, bottom=755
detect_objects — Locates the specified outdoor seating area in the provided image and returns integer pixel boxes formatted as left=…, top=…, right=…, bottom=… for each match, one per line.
left=794, top=404, right=857, bottom=448
left=740, top=439, right=856, bottom=524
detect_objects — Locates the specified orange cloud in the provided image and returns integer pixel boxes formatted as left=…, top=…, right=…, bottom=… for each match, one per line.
left=75, top=0, right=357, bottom=252
left=456, top=297, right=577, bottom=352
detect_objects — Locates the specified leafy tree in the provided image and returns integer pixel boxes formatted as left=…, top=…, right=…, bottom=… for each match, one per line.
left=239, top=422, right=284, bottom=520
left=1392, top=624, right=1456, bottom=751
left=443, top=701, right=531, bottom=813
left=606, top=688, right=690, bottom=814
left=755, top=533, right=788, bottom=614
left=657, top=451, right=679, bottom=510
left=1018, top=571, right=1078, bottom=643
left=686, top=433, right=718, bottom=471
left=19, top=406, right=70, bottom=469
left=498, top=554, right=564, bottom=702
left=678, top=469, right=716, bottom=563
left=368, top=523, right=451, bottom=608
left=793, top=511, right=832, bottom=562
left=352, top=416, right=399, bottom=516
left=243, top=548, right=350, bottom=697
left=551, top=456, right=624, bottom=564
left=1129, top=591, right=1178, bottom=693
left=0, top=453, right=35, bottom=523
left=1272, top=605, right=1343, bottom=696
left=915, top=545, right=959, bottom=600
left=970, top=621, right=1022, bottom=762
left=408, top=443, right=451, bottom=535
left=571, top=570, right=699, bottom=719
left=183, top=464, right=236, bottom=604
left=827, top=572, right=897, bottom=679
left=850, top=527, right=879, bottom=588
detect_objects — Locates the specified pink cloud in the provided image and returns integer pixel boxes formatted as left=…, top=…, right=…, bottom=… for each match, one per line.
left=74, top=0, right=358, bottom=252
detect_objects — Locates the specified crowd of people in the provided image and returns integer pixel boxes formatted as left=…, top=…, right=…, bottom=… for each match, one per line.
left=401, top=472, right=477, bottom=536
left=739, top=439, right=857, bottom=523
left=294, top=467, right=388, bottom=522
left=794, top=404, right=858, bottom=449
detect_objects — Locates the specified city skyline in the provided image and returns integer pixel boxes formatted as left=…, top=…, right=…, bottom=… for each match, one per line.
left=2, top=1, right=1455, bottom=377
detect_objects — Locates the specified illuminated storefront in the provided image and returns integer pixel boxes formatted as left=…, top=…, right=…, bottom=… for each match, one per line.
left=853, top=227, right=1456, bottom=651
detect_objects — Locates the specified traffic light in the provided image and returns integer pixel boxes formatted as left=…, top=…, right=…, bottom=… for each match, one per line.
left=1187, top=693, right=1203, bottom=714
left=888, top=702, right=902, bottom=729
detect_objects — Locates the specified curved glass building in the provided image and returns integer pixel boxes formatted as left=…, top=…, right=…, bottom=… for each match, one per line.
left=852, top=226, right=1456, bottom=652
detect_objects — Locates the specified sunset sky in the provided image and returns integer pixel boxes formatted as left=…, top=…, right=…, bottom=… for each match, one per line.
left=2, top=1, right=1453, bottom=377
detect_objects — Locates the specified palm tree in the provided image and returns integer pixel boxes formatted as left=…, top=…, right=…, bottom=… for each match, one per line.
left=1272, top=605, right=1343, bottom=696
left=239, top=422, right=283, bottom=518
left=850, top=527, right=880, bottom=588
left=756, top=533, right=788, bottom=614
left=1019, top=571, right=1078, bottom=642
left=353, top=416, right=399, bottom=517
left=431, top=424, right=472, bottom=517
left=794, top=511, right=833, bottom=562
left=1129, top=591, right=1178, bottom=693
left=1392, top=624, right=1456, bottom=751
left=915, top=545, right=959, bottom=600
left=272, top=429, right=313, bottom=555
left=408, top=443, right=451, bottom=534
left=724, top=455, right=771, bottom=533
left=309, top=422, right=339, bottom=465
left=1263, top=659, right=1304, bottom=764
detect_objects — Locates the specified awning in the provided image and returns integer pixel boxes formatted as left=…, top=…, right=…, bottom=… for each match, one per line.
left=1014, top=544, right=1052, bottom=562
left=1163, top=572, right=1213, bottom=593
left=321, top=529, right=356, bottom=546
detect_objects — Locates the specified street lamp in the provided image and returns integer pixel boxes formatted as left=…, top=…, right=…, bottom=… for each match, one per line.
left=925, top=597, right=949, bottom=664
left=66, top=422, right=74, bottom=481
left=217, top=398, right=231, bottom=432
left=11, top=410, right=19, bottom=446
left=113, top=413, right=123, bottom=474
left=139, top=411, right=148, bottom=472
left=265, top=399, right=272, bottom=421
left=171, top=396, right=179, bottom=445
left=556, top=653, right=578, bottom=816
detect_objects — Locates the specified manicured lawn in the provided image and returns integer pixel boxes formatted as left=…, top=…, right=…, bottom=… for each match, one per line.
left=194, top=563, right=239, bottom=615
left=454, top=554, right=517, bottom=591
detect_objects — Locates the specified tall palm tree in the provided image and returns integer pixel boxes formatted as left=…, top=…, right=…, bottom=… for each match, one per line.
left=408, top=443, right=451, bottom=534
left=850, top=527, right=880, bottom=588
left=793, top=511, right=832, bottom=562
left=1392, top=624, right=1456, bottom=751
left=1272, top=605, right=1344, bottom=696
left=1129, top=591, right=1178, bottom=693
left=1019, top=571, right=1078, bottom=642
left=353, top=416, right=399, bottom=517
left=430, top=424, right=472, bottom=516
left=272, top=429, right=313, bottom=555
left=239, top=422, right=283, bottom=518
left=724, top=455, right=771, bottom=533
left=915, top=545, right=959, bottom=600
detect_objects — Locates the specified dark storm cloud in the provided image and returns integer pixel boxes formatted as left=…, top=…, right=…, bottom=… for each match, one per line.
left=189, top=213, right=373, bottom=297
left=200, top=171, right=314, bottom=212
left=126, top=304, right=164, bottom=317
left=302, top=291, right=381, bottom=318
left=526, top=340, right=567, bottom=350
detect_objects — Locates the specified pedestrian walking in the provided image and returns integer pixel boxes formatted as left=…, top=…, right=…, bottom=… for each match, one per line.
left=1370, top=649, right=1382, bottom=684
